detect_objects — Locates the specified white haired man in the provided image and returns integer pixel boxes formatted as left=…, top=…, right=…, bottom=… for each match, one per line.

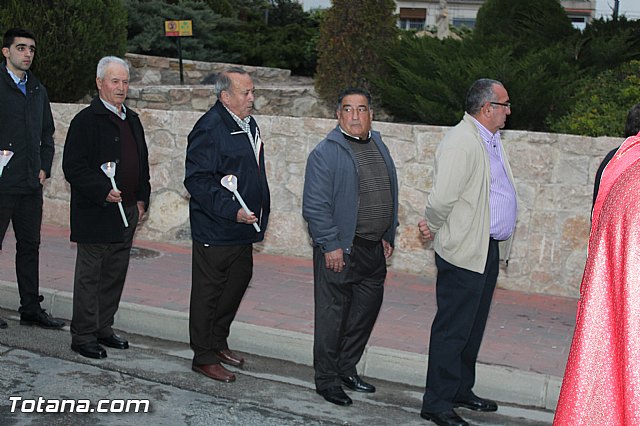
left=63, top=56, right=150, bottom=359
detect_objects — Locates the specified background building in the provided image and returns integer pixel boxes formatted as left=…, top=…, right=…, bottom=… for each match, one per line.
left=297, top=0, right=638, bottom=31
left=395, top=0, right=596, bottom=31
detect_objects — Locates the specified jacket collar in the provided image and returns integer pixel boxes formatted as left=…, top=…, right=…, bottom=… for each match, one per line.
left=213, top=100, right=256, bottom=134
left=1, top=60, right=38, bottom=90
left=89, top=96, right=138, bottom=118
left=327, top=125, right=380, bottom=148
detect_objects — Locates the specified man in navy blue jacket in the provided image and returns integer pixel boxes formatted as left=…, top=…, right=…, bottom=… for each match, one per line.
left=0, top=28, right=64, bottom=330
left=185, top=67, right=270, bottom=383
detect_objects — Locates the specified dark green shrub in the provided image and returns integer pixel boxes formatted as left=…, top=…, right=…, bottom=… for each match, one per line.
left=548, top=60, right=640, bottom=137
left=315, top=0, right=398, bottom=105
left=572, top=17, right=640, bottom=72
left=125, top=0, right=319, bottom=76
left=374, top=32, right=580, bottom=131
left=475, top=0, right=576, bottom=54
left=126, top=0, right=241, bottom=64
left=226, top=1, right=320, bottom=76
left=0, top=0, right=127, bottom=103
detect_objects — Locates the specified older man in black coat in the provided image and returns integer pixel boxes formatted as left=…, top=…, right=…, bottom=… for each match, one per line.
left=63, top=56, right=150, bottom=359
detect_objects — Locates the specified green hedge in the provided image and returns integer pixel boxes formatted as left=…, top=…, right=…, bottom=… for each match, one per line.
left=548, top=60, right=640, bottom=137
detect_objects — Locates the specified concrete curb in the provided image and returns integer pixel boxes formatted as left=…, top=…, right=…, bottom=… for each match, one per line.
left=0, top=281, right=560, bottom=410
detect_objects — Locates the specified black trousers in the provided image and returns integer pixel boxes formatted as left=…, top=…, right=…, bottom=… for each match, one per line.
left=189, top=242, right=253, bottom=365
left=0, top=189, right=44, bottom=314
left=70, top=205, right=138, bottom=345
left=313, top=243, right=386, bottom=391
left=422, top=239, right=499, bottom=412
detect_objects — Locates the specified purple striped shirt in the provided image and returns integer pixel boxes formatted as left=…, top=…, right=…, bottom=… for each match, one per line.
left=471, top=117, right=517, bottom=240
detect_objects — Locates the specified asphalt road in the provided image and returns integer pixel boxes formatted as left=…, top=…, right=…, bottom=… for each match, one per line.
left=0, top=309, right=554, bottom=426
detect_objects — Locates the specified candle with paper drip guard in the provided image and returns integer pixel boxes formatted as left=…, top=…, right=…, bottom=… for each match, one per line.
left=0, top=150, right=14, bottom=177
left=220, top=174, right=260, bottom=232
left=100, top=162, right=129, bottom=228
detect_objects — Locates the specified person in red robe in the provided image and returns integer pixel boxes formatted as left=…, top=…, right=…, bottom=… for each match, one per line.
left=554, top=130, right=640, bottom=425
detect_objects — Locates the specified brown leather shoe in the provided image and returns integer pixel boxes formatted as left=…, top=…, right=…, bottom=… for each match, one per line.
left=192, top=363, right=236, bottom=383
left=215, top=348, right=245, bottom=368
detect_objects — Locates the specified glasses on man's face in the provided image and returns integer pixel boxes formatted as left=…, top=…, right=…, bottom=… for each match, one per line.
left=490, top=101, right=511, bottom=109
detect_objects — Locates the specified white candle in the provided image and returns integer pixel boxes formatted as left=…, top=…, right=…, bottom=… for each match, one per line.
left=220, top=174, right=261, bottom=232
left=100, top=162, right=129, bottom=228
left=0, top=150, right=14, bottom=177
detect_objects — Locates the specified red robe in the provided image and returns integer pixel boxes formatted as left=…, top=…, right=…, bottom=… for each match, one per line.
left=554, top=133, right=640, bottom=425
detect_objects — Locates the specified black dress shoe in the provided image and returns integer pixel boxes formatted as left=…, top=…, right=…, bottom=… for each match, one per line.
left=98, top=334, right=129, bottom=349
left=20, top=310, right=65, bottom=329
left=420, top=409, right=468, bottom=426
left=454, top=393, right=498, bottom=412
left=341, top=374, right=376, bottom=393
left=0, top=317, right=7, bottom=329
left=316, top=386, right=352, bottom=406
left=71, top=342, right=107, bottom=359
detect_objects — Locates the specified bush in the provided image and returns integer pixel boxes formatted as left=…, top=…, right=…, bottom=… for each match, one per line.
left=314, top=0, right=398, bottom=105
left=0, top=0, right=127, bottom=103
left=548, top=60, right=640, bottom=137
left=126, top=0, right=242, bottom=64
left=374, top=31, right=581, bottom=131
left=223, top=1, right=320, bottom=76
left=475, top=0, right=576, bottom=54
left=372, top=0, right=640, bottom=135
left=125, top=0, right=319, bottom=76
left=572, top=17, right=640, bottom=73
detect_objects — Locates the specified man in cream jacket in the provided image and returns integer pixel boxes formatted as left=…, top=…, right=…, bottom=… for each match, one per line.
left=418, top=79, right=517, bottom=426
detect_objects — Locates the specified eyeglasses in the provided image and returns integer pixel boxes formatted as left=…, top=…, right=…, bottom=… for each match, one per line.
left=490, top=101, right=511, bottom=109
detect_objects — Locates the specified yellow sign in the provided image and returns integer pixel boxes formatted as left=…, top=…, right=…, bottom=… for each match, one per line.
left=165, top=20, right=192, bottom=37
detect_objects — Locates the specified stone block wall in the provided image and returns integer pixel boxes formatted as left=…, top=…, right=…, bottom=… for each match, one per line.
left=124, top=53, right=335, bottom=120
left=126, top=53, right=291, bottom=85
left=46, top=104, right=621, bottom=297
left=125, top=85, right=334, bottom=119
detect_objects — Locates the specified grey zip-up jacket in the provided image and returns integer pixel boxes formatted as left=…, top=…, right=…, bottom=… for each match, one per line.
left=302, top=126, right=399, bottom=254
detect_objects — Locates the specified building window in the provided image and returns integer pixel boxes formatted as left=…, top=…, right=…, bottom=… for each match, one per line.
left=569, top=16, right=588, bottom=30
left=399, top=18, right=426, bottom=30
left=399, top=8, right=426, bottom=30
left=452, top=18, right=476, bottom=28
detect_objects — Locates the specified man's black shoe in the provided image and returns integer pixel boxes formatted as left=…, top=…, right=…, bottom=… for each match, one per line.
left=453, top=393, right=498, bottom=412
left=341, top=374, right=376, bottom=393
left=71, top=342, right=107, bottom=359
left=0, top=317, right=7, bottom=329
left=98, top=334, right=129, bottom=349
left=316, top=386, right=353, bottom=406
left=420, top=409, right=468, bottom=426
left=20, top=310, right=65, bottom=329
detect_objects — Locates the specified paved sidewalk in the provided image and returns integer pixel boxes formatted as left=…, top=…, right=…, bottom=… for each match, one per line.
left=0, top=225, right=577, bottom=411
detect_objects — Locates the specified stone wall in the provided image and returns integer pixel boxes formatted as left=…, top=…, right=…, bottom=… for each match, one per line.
left=124, top=53, right=335, bottom=119
left=126, top=53, right=291, bottom=85
left=125, top=85, right=334, bottom=119
left=46, top=104, right=621, bottom=297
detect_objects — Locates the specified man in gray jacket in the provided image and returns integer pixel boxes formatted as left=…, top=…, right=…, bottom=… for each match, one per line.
left=418, top=79, right=517, bottom=426
left=303, top=88, right=399, bottom=406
